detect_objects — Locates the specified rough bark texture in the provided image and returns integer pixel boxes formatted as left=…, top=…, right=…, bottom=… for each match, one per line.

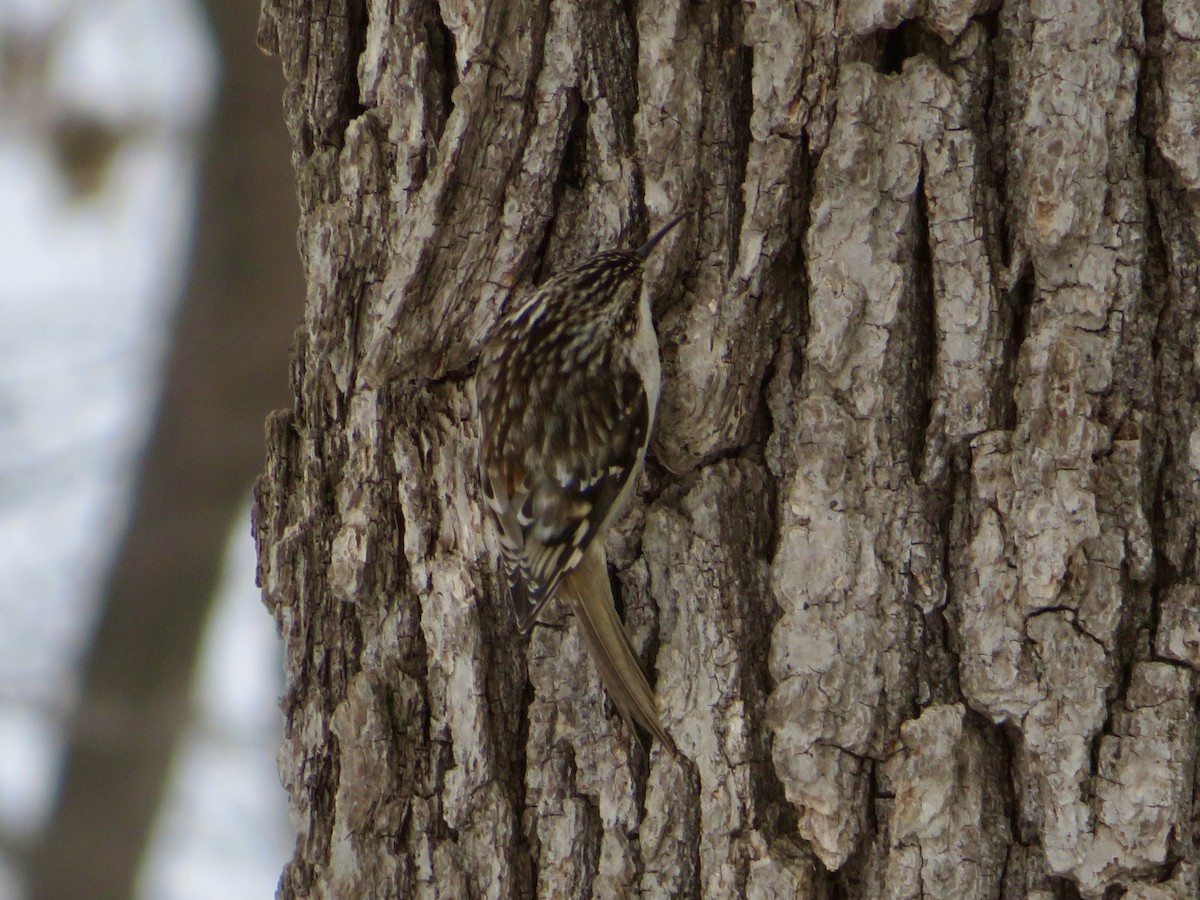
left=255, top=0, right=1200, bottom=897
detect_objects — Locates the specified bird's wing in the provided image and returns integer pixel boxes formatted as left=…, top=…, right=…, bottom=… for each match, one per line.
left=481, top=369, right=649, bottom=630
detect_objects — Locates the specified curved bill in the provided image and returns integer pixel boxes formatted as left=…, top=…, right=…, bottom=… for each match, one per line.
left=636, top=211, right=689, bottom=260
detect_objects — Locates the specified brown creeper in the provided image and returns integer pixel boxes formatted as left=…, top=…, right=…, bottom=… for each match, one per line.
left=475, top=213, right=687, bottom=750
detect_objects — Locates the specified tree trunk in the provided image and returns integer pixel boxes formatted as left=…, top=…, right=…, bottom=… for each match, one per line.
left=255, top=1, right=1200, bottom=897
left=26, top=1, right=301, bottom=896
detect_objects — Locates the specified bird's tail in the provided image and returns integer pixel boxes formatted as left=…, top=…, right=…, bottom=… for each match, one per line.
left=561, top=545, right=675, bottom=753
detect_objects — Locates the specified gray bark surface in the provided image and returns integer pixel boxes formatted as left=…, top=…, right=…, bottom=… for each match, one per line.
left=256, top=0, right=1200, bottom=897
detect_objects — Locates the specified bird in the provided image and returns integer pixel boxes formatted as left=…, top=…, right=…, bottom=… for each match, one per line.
left=474, top=212, right=687, bottom=750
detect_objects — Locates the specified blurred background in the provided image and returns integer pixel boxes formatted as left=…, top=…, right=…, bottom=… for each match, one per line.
left=0, top=0, right=302, bottom=897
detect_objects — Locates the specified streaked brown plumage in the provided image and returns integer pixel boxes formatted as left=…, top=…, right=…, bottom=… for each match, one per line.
left=475, top=214, right=686, bottom=750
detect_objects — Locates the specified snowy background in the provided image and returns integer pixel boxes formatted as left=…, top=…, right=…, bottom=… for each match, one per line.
left=0, top=0, right=293, bottom=896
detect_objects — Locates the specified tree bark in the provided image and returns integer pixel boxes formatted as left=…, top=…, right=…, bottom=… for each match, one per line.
left=255, top=1, right=1200, bottom=897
